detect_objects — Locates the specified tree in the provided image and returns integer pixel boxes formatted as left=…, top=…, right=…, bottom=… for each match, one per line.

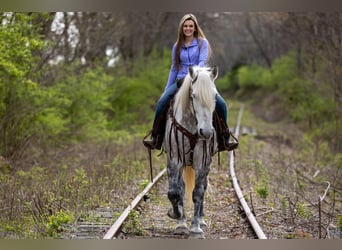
left=0, top=13, right=47, bottom=159
left=284, top=12, right=342, bottom=151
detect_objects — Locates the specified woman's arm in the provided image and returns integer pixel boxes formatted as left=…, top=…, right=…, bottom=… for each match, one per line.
left=165, top=44, right=178, bottom=90
left=198, top=38, right=209, bottom=67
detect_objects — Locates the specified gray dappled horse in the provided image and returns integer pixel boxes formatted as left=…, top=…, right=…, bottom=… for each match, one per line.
left=164, top=66, right=218, bottom=239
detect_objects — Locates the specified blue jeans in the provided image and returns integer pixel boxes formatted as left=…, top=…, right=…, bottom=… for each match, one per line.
left=153, top=83, right=178, bottom=126
left=152, top=82, right=228, bottom=129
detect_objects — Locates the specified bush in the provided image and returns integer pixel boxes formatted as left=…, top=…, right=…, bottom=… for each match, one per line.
left=46, top=210, right=74, bottom=237
left=108, top=49, right=170, bottom=129
left=271, top=51, right=297, bottom=86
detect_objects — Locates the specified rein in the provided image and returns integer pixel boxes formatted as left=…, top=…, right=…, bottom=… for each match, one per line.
left=168, top=98, right=198, bottom=151
left=167, top=97, right=214, bottom=166
left=169, top=106, right=198, bottom=151
left=168, top=98, right=198, bottom=165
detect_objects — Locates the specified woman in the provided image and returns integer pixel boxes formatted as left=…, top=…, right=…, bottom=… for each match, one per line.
left=143, top=13, right=238, bottom=152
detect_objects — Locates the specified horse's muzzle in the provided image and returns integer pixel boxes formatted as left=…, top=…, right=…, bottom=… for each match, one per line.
left=199, top=128, right=214, bottom=139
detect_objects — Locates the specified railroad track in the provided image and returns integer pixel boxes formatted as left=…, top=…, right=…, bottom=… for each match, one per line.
left=69, top=105, right=267, bottom=239
left=103, top=169, right=167, bottom=239
left=229, top=105, right=267, bottom=239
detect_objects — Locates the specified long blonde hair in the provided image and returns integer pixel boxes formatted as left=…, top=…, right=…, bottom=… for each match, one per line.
left=175, top=14, right=212, bottom=70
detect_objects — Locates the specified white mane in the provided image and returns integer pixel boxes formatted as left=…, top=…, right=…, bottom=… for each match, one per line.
left=174, top=67, right=217, bottom=114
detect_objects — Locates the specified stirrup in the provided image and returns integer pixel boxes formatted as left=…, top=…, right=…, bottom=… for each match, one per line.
left=143, top=130, right=155, bottom=149
left=227, top=141, right=239, bottom=151
left=217, top=131, right=239, bottom=152
left=143, top=138, right=157, bottom=149
left=227, top=131, right=239, bottom=151
left=143, top=131, right=161, bottom=150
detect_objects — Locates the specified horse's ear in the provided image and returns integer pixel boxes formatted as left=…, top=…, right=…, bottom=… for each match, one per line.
left=211, top=65, right=218, bottom=80
left=189, top=66, right=195, bottom=79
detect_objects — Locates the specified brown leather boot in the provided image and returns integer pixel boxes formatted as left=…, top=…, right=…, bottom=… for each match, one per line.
left=213, top=111, right=239, bottom=152
left=143, top=109, right=167, bottom=151
left=226, top=140, right=239, bottom=151
left=143, top=91, right=178, bottom=151
left=217, top=135, right=239, bottom=152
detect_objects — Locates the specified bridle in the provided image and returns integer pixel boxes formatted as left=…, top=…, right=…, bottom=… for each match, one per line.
left=167, top=75, right=215, bottom=165
left=168, top=98, right=198, bottom=152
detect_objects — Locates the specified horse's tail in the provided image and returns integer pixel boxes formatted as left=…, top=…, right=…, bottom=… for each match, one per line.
left=183, top=165, right=195, bottom=206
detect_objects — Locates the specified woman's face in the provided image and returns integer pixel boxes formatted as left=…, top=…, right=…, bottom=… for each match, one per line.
left=182, top=19, right=196, bottom=38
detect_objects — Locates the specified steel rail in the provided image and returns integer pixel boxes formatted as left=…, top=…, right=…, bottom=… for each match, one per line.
left=229, top=104, right=267, bottom=239
left=104, top=104, right=266, bottom=239
left=103, top=168, right=167, bottom=239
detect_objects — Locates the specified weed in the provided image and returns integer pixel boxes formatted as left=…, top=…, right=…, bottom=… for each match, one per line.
left=280, top=196, right=288, bottom=217
left=124, top=210, right=143, bottom=235
left=46, top=210, right=74, bottom=237
left=250, top=160, right=269, bottom=199
left=139, top=179, right=150, bottom=190
left=337, top=215, right=342, bottom=231
left=256, top=184, right=269, bottom=199
left=224, top=179, right=231, bottom=188
left=296, top=202, right=312, bottom=219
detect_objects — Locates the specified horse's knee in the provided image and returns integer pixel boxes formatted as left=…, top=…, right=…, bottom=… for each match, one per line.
left=168, top=189, right=180, bottom=203
left=192, top=186, right=205, bottom=203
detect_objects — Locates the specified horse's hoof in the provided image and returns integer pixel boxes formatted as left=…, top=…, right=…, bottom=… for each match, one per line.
left=174, top=225, right=189, bottom=235
left=199, top=217, right=207, bottom=227
left=190, top=225, right=204, bottom=234
left=189, top=232, right=205, bottom=239
left=167, top=208, right=180, bottom=219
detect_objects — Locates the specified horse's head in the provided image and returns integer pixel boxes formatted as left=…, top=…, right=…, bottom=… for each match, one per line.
left=189, top=65, right=218, bottom=139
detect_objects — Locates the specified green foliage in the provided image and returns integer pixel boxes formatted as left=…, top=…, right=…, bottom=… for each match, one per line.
left=256, top=168, right=269, bottom=199
left=54, top=66, right=113, bottom=141
left=337, top=215, right=342, bottom=231
left=237, top=64, right=275, bottom=90
left=271, top=51, right=297, bottom=85
left=256, top=184, right=269, bottom=199
left=237, top=53, right=297, bottom=92
left=1, top=16, right=172, bottom=157
left=216, top=66, right=240, bottom=93
left=0, top=13, right=45, bottom=79
left=237, top=65, right=259, bottom=89
left=248, top=159, right=269, bottom=199
left=235, top=50, right=341, bottom=152
left=108, top=49, right=170, bottom=129
left=125, top=210, right=143, bottom=235
left=296, top=202, right=312, bottom=219
left=139, top=179, right=150, bottom=189
left=46, top=210, right=74, bottom=237
left=0, top=13, right=47, bottom=158
left=280, top=196, right=288, bottom=217
left=235, top=50, right=298, bottom=93
left=278, top=77, right=334, bottom=126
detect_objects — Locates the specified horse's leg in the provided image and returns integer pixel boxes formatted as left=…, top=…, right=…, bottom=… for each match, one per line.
left=167, top=161, right=189, bottom=235
left=167, top=160, right=185, bottom=217
left=198, top=176, right=208, bottom=227
left=190, top=167, right=210, bottom=239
